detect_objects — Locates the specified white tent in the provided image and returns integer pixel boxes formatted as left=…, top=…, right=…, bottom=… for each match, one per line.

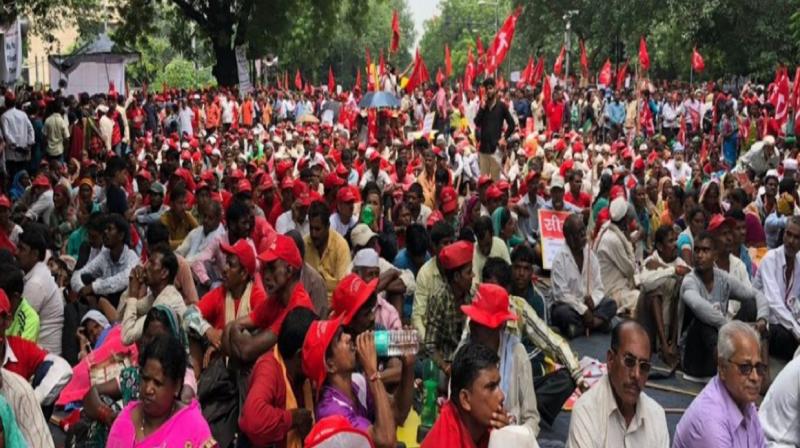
left=48, top=33, right=139, bottom=96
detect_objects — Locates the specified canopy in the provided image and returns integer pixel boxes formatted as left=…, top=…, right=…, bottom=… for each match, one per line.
left=358, top=92, right=400, bottom=109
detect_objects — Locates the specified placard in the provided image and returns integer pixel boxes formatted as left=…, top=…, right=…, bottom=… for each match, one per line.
left=235, top=45, right=253, bottom=97
left=538, top=209, right=572, bottom=270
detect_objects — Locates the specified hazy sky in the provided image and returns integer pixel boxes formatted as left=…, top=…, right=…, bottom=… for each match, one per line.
left=407, top=0, right=440, bottom=48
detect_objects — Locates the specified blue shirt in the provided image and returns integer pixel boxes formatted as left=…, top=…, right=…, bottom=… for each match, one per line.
left=393, top=249, right=429, bottom=277
left=604, top=102, right=625, bottom=125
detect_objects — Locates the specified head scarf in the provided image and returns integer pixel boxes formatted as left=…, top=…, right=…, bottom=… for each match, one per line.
left=491, top=206, right=523, bottom=248
left=9, top=170, right=28, bottom=201
left=150, top=304, right=189, bottom=349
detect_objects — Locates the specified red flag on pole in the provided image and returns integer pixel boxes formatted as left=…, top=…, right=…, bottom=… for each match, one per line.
left=770, top=67, right=790, bottom=123
left=692, top=48, right=705, bottom=73
left=294, top=69, right=303, bottom=90
left=553, top=45, right=565, bottom=77
left=366, top=48, right=375, bottom=91
left=531, top=56, right=545, bottom=88
left=485, top=7, right=522, bottom=75
left=517, top=57, right=534, bottom=89
left=579, top=40, right=589, bottom=79
left=436, top=68, right=445, bottom=86
left=328, top=66, right=336, bottom=94
left=792, top=66, right=800, bottom=110
left=678, top=114, right=687, bottom=145
left=599, top=59, right=612, bottom=86
left=390, top=10, right=401, bottom=54
left=379, top=50, right=386, bottom=77
left=405, top=49, right=430, bottom=93
left=444, top=44, right=452, bottom=78
left=542, top=75, right=551, bottom=106
left=355, top=67, right=362, bottom=91
left=639, top=36, right=650, bottom=72
left=464, top=47, right=475, bottom=92
left=616, top=60, right=628, bottom=91
left=476, top=36, right=485, bottom=75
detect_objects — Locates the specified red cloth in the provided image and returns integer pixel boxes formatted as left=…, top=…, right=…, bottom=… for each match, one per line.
left=252, top=215, right=277, bottom=254
left=4, top=336, right=47, bottom=380
left=249, top=282, right=314, bottom=334
left=0, top=228, right=16, bottom=253
left=198, top=277, right=268, bottom=331
left=267, top=201, right=286, bottom=227
left=546, top=101, right=565, bottom=133
left=421, top=401, right=488, bottom=448
left=238, top=351, right=293, bottom=447
left=564, top=191, right=591, bottom=208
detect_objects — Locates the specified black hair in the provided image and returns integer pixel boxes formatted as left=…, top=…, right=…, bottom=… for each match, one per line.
left=780, top=177, right=796, bottom=195
left=510, top=244, right=536, bottom=265
left=87, top=212, right=107, bottom=233
left=145, top=222, right=170, bottom=248
left=226, top=199, right=252, bottom=224
left=694, top=230, right=716, bottom=248
left=653, top=225, right=675, bottom=247
left=105, top=156, right=127, bottom=177
left=361, top=181, right=381, bottom=202
left=150, top=245, right=179, bottom=284
left=430, top=221, right=455, bottom=247
left=450, top=342, right=499, bottom=400
left=728, top=188, right=750, bottom=207
left=19, top=224, right=49, bottom=261
left=278, top=307, right=318, bottom=360
left=473, top=216, right=494, bottom=240
left=0, top=249, right=16, bottom=266
left=610, top=319, right=650, bottom=353
left=169, top=185, right=187, bottom=202
left=143, top=306, right=172, bottom=333
left=725, top=209, right=746, bottom=221
left=138, top=334, right=186, bottom=389
left=482, top=77, right=496, bottom=88
left=408, top=183, right=424, bottom=198
left=405, top=224, right=429, bottom=257
left=308, top=201, right=331, bottom=226
left=482, top=257, right=512, bottom=286
left=0, top=263, right=24, bottom=296
left=105, top=213, right=131, bottom=245
left=285, top=230, right=306, bottom=259
left=435, top=169, right=449, bottom=185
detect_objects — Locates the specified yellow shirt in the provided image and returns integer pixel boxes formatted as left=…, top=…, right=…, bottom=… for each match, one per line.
left=417, top=169, right=437, bottom=209
left=304, top=230, right=350, bottom=298
left=160, top=210, right=199, bottom=250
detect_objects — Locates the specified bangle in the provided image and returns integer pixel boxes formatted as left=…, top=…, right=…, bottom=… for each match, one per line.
left=369, top=371, right=382, bottom=382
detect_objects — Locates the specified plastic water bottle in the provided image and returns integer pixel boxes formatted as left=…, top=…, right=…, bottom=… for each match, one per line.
left=420, top=359, right=439, bottom=428
left=374, top=329, right=419, bottom=357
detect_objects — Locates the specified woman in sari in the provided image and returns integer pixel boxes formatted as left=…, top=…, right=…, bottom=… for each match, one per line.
left=107, top=334, right=214, bottom=447
left=491, top=206, right=524, bottom=249
left=81, top=305, right=195, bottom=447
left=698, top=179, right=724, bottom=215
left=49, top=184, right=77, bottom=250
left=8, top=171, right=29, bottom=202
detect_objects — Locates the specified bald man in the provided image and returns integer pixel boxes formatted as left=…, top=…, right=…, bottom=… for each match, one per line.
left=567, top=320, right=669, bottom=447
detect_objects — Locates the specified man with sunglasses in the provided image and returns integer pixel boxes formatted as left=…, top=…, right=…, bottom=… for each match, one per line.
left=674, top=321, right=767, bottom=447
left=567, top=320, right=669, bottom=447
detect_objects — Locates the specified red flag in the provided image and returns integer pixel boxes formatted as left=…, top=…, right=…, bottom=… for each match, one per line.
left=553, top=45, right=565, bottom=77
left=599, top=59, right=612, bottom=86
left=530, top=56, right=545, bottom=88
left=464, top=47, right=476, bottom=92
left=793, top=66, right=800, bottom=110
left=355, top=67, right=362, bottom=91
left=476, top=36, right=485, bottom=75
left=379, top=50, right=386, bottom=77
left=405, top=49, right=430, bottom=93
left=390, top=10, right=401, bottom=54
left=367, top=109, right=378, bottom=142
left=294, top=69, right=303, bottom=90
left=678, top=114, right=687, bottom=145
left=517, top=57, right=534, bottom=89
left=616, top=60, right=628, bottom=91
left=640, top=100, right=654, bottom=135
left=692, top=48, right=705, bottom=73
left=444, top=44, right=452, bottom=78
left=328, top=66, right=336, bottom=94
left=485, top=7, right=522, bottom=75
left=639, top=36, right=650, bottom=72
left=579, top=40, right=589, bottom=79
left=436, top=68, right=445, bottom=87
left=542, top=75, right=551, bottom=106
left=770, top=67, right=790, bottom=123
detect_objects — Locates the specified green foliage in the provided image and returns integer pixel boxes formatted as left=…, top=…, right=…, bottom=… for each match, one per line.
left=153, top=57, right=216, bottom=89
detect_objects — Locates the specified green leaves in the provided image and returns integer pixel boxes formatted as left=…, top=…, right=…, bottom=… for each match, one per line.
left=154, top=57, right=216, bottom=89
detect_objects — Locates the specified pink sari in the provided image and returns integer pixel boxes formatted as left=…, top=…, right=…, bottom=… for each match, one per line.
left=106, top=399, right=216, bottom=447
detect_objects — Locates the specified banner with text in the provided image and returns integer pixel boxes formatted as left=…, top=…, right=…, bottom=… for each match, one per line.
left=538, top=209, right=571, bottom=270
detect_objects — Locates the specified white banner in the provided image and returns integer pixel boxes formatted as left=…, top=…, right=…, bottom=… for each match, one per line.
left=0, top=20, right=22, bottom=84
left=235, top=45, right=252, bottom=97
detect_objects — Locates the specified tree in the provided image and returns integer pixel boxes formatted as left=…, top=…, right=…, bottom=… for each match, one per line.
left=154, top=57, right=216, bottom=88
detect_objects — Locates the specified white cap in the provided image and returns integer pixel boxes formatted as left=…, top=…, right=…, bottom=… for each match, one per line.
left=350, top=224, right=378, bottom=248
left=764, top=135, right=776, bottom=145
left=211, top=148, right=222, bottom=157
left=550, top=177, right=565, bottom=190
left=785, top=159, right=798, bottom=171
left=353, top=248, right=380, bottom=268
left=610, top=197, right=628, bottom=221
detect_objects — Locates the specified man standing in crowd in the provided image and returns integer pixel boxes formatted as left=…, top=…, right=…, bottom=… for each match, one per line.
left=474, top=77, right=516, bottom=181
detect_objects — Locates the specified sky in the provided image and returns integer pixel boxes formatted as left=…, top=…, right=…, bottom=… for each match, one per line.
left=407, top=0, right=440, bottom=48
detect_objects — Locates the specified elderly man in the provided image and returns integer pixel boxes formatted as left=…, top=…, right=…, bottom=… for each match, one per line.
left=567, top=320, right=669, bottom=447
left=674, top=321, right=767, bottom=447
left=595, top=197, right=640, bottom=315
left=680, top=232, right=769, bottom=382
left=754, top=215, right=800, bottom=360
left=552, top=214, right=617, bottom=339
left=738, top=135, right=779, bottom=178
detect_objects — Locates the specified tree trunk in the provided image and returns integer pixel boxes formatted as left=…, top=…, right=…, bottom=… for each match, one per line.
left=212, top=41, right=239, bottom=86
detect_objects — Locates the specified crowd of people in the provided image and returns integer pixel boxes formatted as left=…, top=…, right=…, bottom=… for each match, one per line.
left=0, top=66, right=798, bottom=447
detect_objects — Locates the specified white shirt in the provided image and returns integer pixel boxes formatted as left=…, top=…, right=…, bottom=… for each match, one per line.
left=0, top=107, right=34, bottom=148
left=666, top=159, right=693, bottom=185
left=759, top=356, right=800, bottom=446
left=359, top=169, right=393, bottom=191
left=1, top=369, right=54, bottom=448
left=276, top=210, right=309, bottom=237
left=177, top=223, right=226, bottom=260
left=23, top=261, right=64, bottom=355
left=754, top=245, right=800, bottom=339
left=221, top=98, right=234, bottom=124
left=551, top=245, right=605, bottom=315
left=567, top=374, right=669, bottom=448
left=330, top=213, right=357, bottom=236
left=70, top=246, right=140, bottom=296
left=178, top=107, right=194, bottom=136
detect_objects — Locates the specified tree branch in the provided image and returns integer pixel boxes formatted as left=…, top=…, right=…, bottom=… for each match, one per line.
left=170, top=0, right=209, bottom=29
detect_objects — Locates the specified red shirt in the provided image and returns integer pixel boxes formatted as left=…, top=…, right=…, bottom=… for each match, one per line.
left=564, top=190, right=591, bottom=208
left=546, top=101, right=565, bottom=133
left=251, top=216, right=277, bottom=255
left=249, top=282, right=314, bottom=334
left=239, top=350, right=295, bottom=447
left=4, top=336, right=47, bottom=381
left=198, top=276, right=268, bottom=330
left=127, top=107, right=145, bottom=130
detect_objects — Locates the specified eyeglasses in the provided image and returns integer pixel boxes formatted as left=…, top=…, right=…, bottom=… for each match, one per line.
left=620, top=352, right=651, bottom=374
left=727, top=359, right=768, bottom=377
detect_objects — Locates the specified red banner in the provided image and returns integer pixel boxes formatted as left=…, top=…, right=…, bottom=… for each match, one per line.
left=579, top=40, right=589, bottom=79
left=639, top=36, right=650, bottom=72
left=599, top=59, right=612, bottom=86
left=328, top=66, right=335, bottom=94
left=390, top=10, right=400, bottom=54
left=444, top=44, right=452, bottom=78
left=553, top=45, right=565, bottom=77
left=485, top=7, right=522, bottom=75
left=692, top=48, right=705, bottom=73
left=294, top=69, right=303, bottom=90
left=464, top=47, right=475, bottom=92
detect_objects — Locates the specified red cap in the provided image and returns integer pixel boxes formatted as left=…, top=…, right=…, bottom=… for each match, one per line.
left=259, top=174, right=275, bottom=190
left=335, top=164, right=349, bottom=176
left=633, top=157, right=645, bottom=171
left=180, top=150, right=192, bottom=161
left=32, top=175, right=51, bottom=188
left=461, top=283, right=517, bottom=329
left=440, top=186, right=458, bottom=214
left=477, top=175, right=493, bottom=189
left=324, top=172, right=346, bottom=190
left=0, top=289, right=10, bottom=315
left=707, top=213, right=736, bottom=233
left=277, top=160, right=294, bottom=178
left=237, top=179, right=253, bottom=194
left=572, top=141, right=585, bottom=153
left=368, top=151, right=381, bottom=162
left=496, top=180, right=510, bottom=192
left=230, top=169, right=245, bottom=180
left=559, top=160, right=574, bottom=178
left=336, top=186, right=357, bottom=203
left=200, top=170, right=217, bottom=183
left=438, top=241, right=474, bottom=270
left=554, top=139, right=567, bottom=152
left=610, top=185, right=626, bottom=200
left=258, top=234, right=303, bottom=269
left=622, top=148, right=634, bottom=159
left=305, top=415, right=375, bottom=448
left=220, top=239, right=257, bottom=276
left=136, top=169, right=153, bottom=182
left=426, top=210, right=444, bottom=228
left=293, top=180, right=313, bottom=206
left=331, top=274, right=379, bottom=325
left=0, top=195, right=9, bottom=208
left=302, top=319, right=343, bottom=392
left=486, top=185, right=503, bottom=201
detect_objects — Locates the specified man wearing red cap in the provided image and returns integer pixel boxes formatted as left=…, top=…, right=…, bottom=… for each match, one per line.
left=225, top=234, right=314, bottom=362
left=421, top=342, right=509, bottom=448
left=330, top=186, right=358, bottom=236
left=276, top=181, right=312, bottom=237
left=459, top=283, right=540, bottom=436
left=359, top=150, right=392, bottom=192
left=22, top=174, right=55, bottom=224
left=304, top=201, right=350, bottom=298
left=422, top=240, right=474, bottom=374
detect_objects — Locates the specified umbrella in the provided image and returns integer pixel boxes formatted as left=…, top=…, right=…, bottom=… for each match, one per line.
left=297, top=114, right=319, bottom=124
left=358, top=92, right=400, bottom=109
